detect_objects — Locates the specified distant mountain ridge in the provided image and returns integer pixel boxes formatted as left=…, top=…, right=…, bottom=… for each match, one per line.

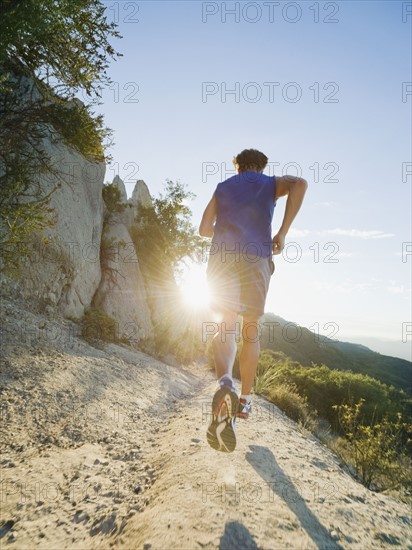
left=259, top=313, right=412, bottom=395
left=334, top=335, right=411, bottom=362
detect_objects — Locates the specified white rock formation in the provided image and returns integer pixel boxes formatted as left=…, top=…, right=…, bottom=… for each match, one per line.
left=112, top=175, right=127, bottom=202
left=93, top=178, right=155, bottom=341
left=131, top=180, right=152, bottom=210
left=24, top=142, right=105, bottom=318
left=97, top=177, right=183, bottom=343
left=108, top=177, right=152, bottom=231
left=131, top=179, right=153, bottom=227
left=92, top=222, right=153, bottom=341
left=0, top=74, right=105, bottom=319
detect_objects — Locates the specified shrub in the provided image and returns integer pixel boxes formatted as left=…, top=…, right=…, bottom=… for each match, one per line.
left=102, top=183, right=128, bottom=215
left=267, top=383, right=317, bottom=430
left=250, top=351, right=412, bottom=496
left=81, top=307, right=118, bottom=344
left=253, top=361, right=281, bottom=395
left=261, top=360, right=408, bottom=431
left=252, top=353, right=317, bottom=430
left=333, top=399, right=412, bottom=490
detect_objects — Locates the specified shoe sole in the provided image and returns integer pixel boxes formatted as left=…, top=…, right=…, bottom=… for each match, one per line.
left=207, top=387, right=239, bottom=453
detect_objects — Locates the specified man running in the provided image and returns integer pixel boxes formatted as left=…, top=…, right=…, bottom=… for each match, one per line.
left=199, top=148, right=308, bottom=452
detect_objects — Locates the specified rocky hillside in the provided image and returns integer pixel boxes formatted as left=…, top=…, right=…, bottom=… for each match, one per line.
left=0, top=72, right=180, bottom=346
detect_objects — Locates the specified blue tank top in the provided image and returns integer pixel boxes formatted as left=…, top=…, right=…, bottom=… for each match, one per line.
left=212, top=171, right=276, bottom=258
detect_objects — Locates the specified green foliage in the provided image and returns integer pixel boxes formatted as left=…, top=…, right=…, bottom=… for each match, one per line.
left=267, top=384, right=317, bottom=430
left=258, top=355, right=409, bottom=431
left=144, top=311, right=206, bottom=364
left=45, top=100, right=109, bottom=161
left=252, top=350, right=412, bottom=494
left=253, top=358, right=281, bottom=394
left=253, top=351, right=316, bottom=429
left=0, top=188, right=56, bottom=274
left=130, top=179, right=206, bottom=279
left=102, top=184, right=128, bottom=215
left=0, top=1, right=121, bottom=274
left=81, top=307, right=118, bottom=344
left=129, top=180, right=208, bottom=362
left=0, top=0, right=121, bottom=97
left=81, top=306, right=135, bottom=346
left=259, top=315, right=411, bottom=395
left=0, top=80, right=108, bottom=273
left=333, top=400, right=412, bottom=490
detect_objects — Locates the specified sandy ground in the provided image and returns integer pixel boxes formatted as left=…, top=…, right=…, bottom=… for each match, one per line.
left=0, top=298, right=411, bottom=549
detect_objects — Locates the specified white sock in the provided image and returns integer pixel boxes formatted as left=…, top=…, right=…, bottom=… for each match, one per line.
left=218, top=374, right=235, bottom=390
left=240, top=394, right=251, bottom=403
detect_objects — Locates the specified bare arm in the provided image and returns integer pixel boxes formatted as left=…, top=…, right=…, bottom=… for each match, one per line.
left=272, top=175, right=308, bottom=254
left=199, top=194, right=217, bottom=238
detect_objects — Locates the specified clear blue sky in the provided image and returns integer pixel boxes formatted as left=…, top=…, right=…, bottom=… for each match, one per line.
left=95, top=0, right=411, bottom=359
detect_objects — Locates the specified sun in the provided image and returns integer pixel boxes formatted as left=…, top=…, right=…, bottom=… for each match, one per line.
left=179, top=263, right=211, bottom=308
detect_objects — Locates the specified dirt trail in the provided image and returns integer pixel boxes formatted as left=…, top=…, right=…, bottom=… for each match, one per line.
left=120, top=383, right=411, bottom=550
left=1, top=299, right=411, bottom=549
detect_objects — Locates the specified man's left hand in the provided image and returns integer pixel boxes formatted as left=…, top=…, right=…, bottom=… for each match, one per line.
left=272, top=232, right=286, bottom=255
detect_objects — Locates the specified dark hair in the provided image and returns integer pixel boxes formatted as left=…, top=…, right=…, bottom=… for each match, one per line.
left=234, top=149, right=268, bottom=173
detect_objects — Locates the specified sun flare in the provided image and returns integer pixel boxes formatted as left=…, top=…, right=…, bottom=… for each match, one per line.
left=179, top=263, right=210, bottom=308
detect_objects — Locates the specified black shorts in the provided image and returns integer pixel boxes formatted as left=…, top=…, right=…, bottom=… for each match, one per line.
left=206, top=253, right=275, bottom=318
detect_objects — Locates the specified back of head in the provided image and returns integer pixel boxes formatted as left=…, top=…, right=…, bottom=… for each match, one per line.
left=234, top=149, right=268, bottom=173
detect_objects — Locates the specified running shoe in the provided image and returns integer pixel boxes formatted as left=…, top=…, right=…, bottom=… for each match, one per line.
left=206, top=378, right=239, bottom=452
left=237, top=398, right=252, bottom=419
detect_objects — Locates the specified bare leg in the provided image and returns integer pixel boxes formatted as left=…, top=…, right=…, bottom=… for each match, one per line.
left=207, top=311, right=240, bottom=453
left=212, top=311, right=239, bottom=380
left=239, top=316, right=260, bottom=395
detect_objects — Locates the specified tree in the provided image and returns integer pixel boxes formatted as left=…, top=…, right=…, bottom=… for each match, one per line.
left=130, top=180, right=207, bottom=358
left=131, top=180, right=206, bottom=280
left=102, top=183, right=128, bottom=216
left=0, top=0, right=121, bottom=273
left=0, top=0, right=121, bottom=98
